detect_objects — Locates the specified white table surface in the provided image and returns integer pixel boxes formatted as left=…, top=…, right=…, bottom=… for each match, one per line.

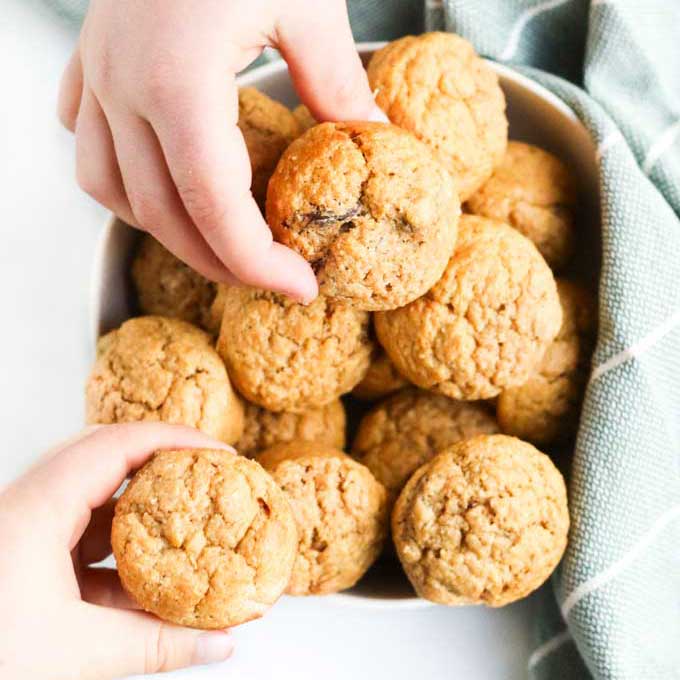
left=0, top=2, right=538, bottom=677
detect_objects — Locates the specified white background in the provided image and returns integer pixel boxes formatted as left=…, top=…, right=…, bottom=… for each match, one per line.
left=0, top=2, right=538, bottom=677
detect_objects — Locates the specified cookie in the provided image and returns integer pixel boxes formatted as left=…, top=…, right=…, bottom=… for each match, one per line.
left=257, top=441, right=388, bottom=595
left=112, top=448, right=297, bottom=628
left=392, top=434, right=569, bottom=606
left=132, top=235, right=216, bottom=331
left=236, top=399, right=346, bottom=458
left=367, top=32, right=507, bottom=201
left=86, top=316, right=244, bottom=443
left=375, top=215, right=562, bottom=400
left=352, top=350, right=408, bottom=401
left=292, top=104, right=317, bottom=133
left=238, top=87, right=300, bottom=208
left=216, top=287, right=373, bottom=412
left=266, top=121, right=460, bottom=311
left=466, top=141, right=577, bottom=270
left=352, top=389, right=498, bottom=504
left=497, top=280, right=597, bottom=445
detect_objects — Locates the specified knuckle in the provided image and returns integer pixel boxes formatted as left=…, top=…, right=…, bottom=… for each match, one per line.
left=141, top=55, right=188, bottom=111
left=177, top=180, right=225, bottom=233
left=332, top=70, right=366, bottom=111
left=128, top=191, right=162, bottom=229
left=76, top=166, right=111, bottom=205
left=145, top=623, right=167, bottom=674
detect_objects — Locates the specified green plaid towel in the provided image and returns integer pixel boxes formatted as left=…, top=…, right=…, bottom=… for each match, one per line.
left=47, top=0, right=680, bottom=678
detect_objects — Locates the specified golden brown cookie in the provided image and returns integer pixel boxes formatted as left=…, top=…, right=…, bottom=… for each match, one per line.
left=266, top=121, right=460, bottom=311
left=466, top=141, right=577, bottom=270
left=216, top=287, right=373, bottom=412
left=132, top=235, right=216, bottom=331
left=367, top=32, right=507, bottom=201
left=375, top=215, right=562, bottom=400
left=238, top=87, right=300, bottom=208
left=112, top=448, right=297, bottom=628
left=352, top=350, right=408, bottom=401
left=292, top=104, right=317, bottom=132
left=86, top=316, right=244, bottom=443
left=236, top=399, right=346, bottom=458
left=352, top=389, right=498, bottom=504
left=497, top=280, right=597, bottom=445
left=257, top=441, right=388, bottom=595
left=392, top=434, right=569, bottom=606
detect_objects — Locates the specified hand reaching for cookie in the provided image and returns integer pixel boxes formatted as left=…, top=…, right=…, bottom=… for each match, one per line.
left=0, top=424, right=236, bottom=680
left=57, top=0, right=387, bottom=303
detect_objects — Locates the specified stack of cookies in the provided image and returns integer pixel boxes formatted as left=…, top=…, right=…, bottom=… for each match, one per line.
left=87, top=32, right=597, bottom=630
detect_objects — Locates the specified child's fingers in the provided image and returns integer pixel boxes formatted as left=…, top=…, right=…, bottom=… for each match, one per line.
left=75, top=89, right=137, bottom=226
left=276, top=0, right=387, bottom=124
left=106, top=110, right=236, bottom=284
left=57, top=48, right=83, bottom=131
left=148, top=77, right=318, bottom=303
left=74, top=604, right=233, bottom=679
left=12, top=424, right=234, bottom=546
left=78, top=567, right=138, bottom=610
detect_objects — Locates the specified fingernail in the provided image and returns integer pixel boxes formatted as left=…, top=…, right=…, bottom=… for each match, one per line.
left=192, top=632, right=234, bottom=666
left=368, top=105, right=389, bottom=124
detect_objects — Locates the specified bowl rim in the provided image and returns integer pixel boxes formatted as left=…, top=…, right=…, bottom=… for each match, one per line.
left=89, top=41, right=592, bottom=610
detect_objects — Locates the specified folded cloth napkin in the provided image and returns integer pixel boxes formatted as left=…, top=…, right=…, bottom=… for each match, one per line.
left=45, top=1, right=680, bottom=678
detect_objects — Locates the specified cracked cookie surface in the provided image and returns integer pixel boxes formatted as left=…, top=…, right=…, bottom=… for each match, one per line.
left=216, top=287, right=373, bottom=412
left=257, top=441, right=388, bottom=595
left=367, top=32, right=507, bottom=201
left=132, top=235, right=216, bottom=332
left=392, top=434, right=569, bottom=606
left=86, top=316, right=244, bottom=443
left=266, top=121, right=460, bottom=311
left=353, top=388, right=498, bottom=505
left=112, top=448, right=297, bottom=628
left=238, top=87, right=301, bottom=208
left=497, top=280, right=597, bottom=445
left=236, top=399, right=346, bottom=458
left=375, top=215, right=562, bottom=400
left=466, top=141, right=577, bottom=270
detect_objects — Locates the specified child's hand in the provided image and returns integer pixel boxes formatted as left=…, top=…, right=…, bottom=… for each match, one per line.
left=0, top=424, right=237, bottom=680
left=58, top=0, right=386, bottom=303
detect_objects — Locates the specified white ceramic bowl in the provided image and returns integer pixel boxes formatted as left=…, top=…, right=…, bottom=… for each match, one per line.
left=91, top=42, right=599, bottom=609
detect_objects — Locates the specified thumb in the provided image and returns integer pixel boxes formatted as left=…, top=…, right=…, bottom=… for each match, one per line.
left=275, top=0, right=387, bottom=123
left=76, top=604, right=233, bottom=679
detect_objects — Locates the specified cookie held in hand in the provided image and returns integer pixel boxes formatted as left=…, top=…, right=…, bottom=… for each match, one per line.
left=266, top=121, right=460, bottom=311
left=112, top=448, right=297, bottom=628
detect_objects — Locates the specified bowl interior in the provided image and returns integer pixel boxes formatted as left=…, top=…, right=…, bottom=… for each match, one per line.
left=91, top=43, right=599, bottom=608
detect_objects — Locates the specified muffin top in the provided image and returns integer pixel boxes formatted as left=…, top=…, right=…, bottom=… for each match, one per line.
left=466, top=141, right=577, bottom=270
left=86, top=316, right=244, bottom=443
left=216, top=287, right=373, bottom=412
left=257, top=441, right=388, bottom=595
left=236, top=398, right=346, bottom=458
left=266, top=121, right=460, bottom=310
left=497, top=280, right=597, bottom=444
left=368, top=32, right=507, bottom=200
left=352, top=388, right=498, bottom=503
left=375, top=215, right=562, bottom=400
left=132, top=235, right=216, bottom=331
left=238, top=87, right=300, bottom=208
left=392, top=434, right=569, bottom=606
left=112, top=448, right=297, bottom=628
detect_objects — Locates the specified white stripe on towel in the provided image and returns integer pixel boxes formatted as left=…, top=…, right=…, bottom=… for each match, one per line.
left=561, top=504, right=680, bottom=619
left=595, top=128, right=624, bottom=162
left=642, top=119, right=680, bottom=175
left=527, top=630, right=572, bottom=670
left=500, top=0, right=573, bottom=60
left=590, top=309, right=680, bottom=384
